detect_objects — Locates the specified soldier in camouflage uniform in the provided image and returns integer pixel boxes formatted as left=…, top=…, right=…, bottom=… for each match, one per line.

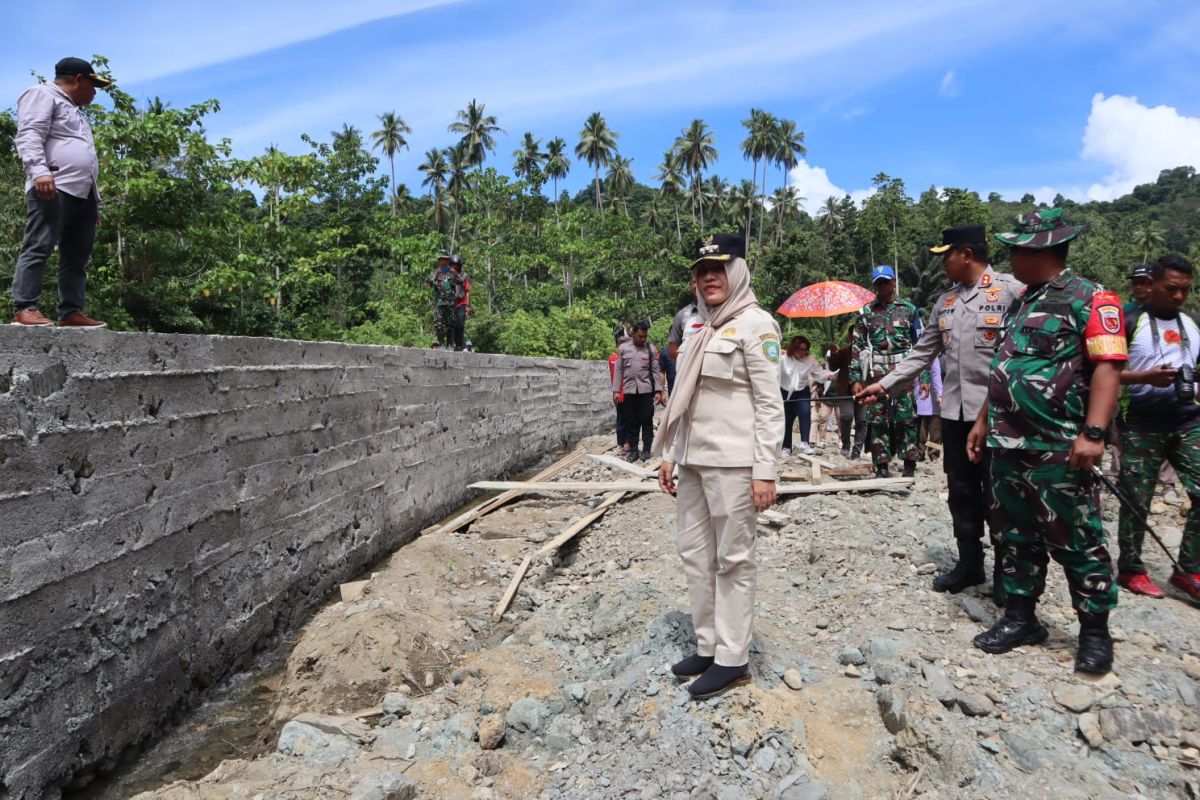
left=428, top=253, right=458, bottom=348
left=966, top=208, right=1127, bottom=674
left=851, top=265, right=922, bottom=478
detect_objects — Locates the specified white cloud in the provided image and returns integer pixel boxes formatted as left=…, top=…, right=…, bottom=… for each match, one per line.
left=1081, top=93, right=1200, bottom=200
left=938, top=69, right=961, bottom=99
left=788, top=160, right=875, bottom=209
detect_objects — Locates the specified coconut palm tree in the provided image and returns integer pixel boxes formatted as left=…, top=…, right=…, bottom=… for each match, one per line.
left=654, top=149, right=687, bottom=243
left=821, top=196, right=843, bottom=235
left=703, top=175, right=729, bottom=224
left=417, top=148, right=449, bottom=231
left=448, top=99, right=503, bottom=169
left=447, top=142, right=475, bottom=246
left=641, top=193, right=666, bottom=233
left=545, top=137, right=571, bottom=222
left=605, top=155, right=635, bottom=217
left=727, top=179, right=757, bottom=239
left=1132, top=219, right=1166, bottom=264
left=512, top=132, right=545, bottom=192
left=576, top=112, right=618, bottom=212
left=370, top=111, right=412, bottom=215
left=674, top=119, right=718, bottom=228
left=740, top=108, right=773, bottom=253
left=771, top=186, right=805, bottom=245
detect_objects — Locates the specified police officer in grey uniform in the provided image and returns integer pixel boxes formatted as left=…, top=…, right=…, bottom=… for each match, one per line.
left=857, top=225, right=1023, bottom=601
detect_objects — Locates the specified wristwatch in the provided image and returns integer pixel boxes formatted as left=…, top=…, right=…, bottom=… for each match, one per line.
left=1081, top=424, right=1106, bottom=442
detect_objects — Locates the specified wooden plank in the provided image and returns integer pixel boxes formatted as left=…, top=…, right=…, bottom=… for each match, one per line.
left=587, top=453, right=657, bottom=479
left=793, top=451, right=838, bottom=470
left=471, top=477, right=913, bottom=495
left=433, top=447, right=589, bottom=535
left=810, top=459, right=823, bottom=485
left=493, top=554, right=534, bottom=620
left=535, top=491, right=628, bottom=555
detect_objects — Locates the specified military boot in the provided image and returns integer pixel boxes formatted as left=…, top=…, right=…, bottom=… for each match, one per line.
left=972, top=596, right=1049, bottom=654
left=1075, top=611, right=1113, bottom=674
left=875, top=463, right=891, bottom=479
left=901, top=459, right=916, bottom=478
left=932, top=538, right=986, bottom=594
left=849, top=444, right=862, bottom=460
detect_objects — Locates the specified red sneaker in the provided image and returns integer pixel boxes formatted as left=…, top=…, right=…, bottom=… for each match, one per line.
left=1117, top=572, right=1165, bottom=598
left=1169, top=571, right=1200, bottom=602
left=11, top=308, right=53, bottom=326
left=58, top=311, right=107, bottom=329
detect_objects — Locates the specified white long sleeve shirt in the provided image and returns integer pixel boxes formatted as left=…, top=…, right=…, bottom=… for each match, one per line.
left=779, top=354, right=831, bottom=396
left=15, top=82, right=100, bottom=200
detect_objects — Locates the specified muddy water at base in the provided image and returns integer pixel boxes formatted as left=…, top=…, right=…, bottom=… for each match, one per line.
left=68, top=451, right=568, bottom=799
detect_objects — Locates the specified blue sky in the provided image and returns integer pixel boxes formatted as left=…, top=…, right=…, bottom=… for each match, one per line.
left=4, top=0, right=1199, bottom=207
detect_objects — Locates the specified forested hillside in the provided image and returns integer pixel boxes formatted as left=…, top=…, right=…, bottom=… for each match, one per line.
left=2, top=73, right=1197, bottom=356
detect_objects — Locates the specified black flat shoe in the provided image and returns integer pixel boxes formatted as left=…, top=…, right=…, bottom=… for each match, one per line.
left=688, top=664, right=751, bottom=699
left=671, top=653, right=714, bottom=679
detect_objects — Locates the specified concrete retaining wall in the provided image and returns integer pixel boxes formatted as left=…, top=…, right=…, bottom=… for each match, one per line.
left=0, top=328, right=611, bottom=799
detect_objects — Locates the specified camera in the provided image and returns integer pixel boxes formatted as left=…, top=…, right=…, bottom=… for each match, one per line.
left=1175, top=363, right=1196, bottom=402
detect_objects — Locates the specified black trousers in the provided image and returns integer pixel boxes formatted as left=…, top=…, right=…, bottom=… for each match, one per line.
left=941, top=417, right=990, bottom=542
left=618, top=392, right=654, bottom=451
left=451, top=306, right=467, bottom=350
left=12, top=188, right=97, bottom=317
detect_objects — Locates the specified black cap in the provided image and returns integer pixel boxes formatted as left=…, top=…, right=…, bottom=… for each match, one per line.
left=55, top=57, right=112, bottom=87
left=691, top=233, right=745, bottom=267
left=1129, top=264, right=1152, bottom=280
left=930, top=224, right=987, bottom=254
left=450, top=254, right=463, bottom=267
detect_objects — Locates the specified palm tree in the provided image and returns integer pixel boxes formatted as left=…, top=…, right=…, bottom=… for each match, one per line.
left=417, top=148, right=449, bottom=231
left=545, top=137, right=571, bottom=223
left=605, top=155, right=635, bottom=217
left=740, top=108, right=773, bottom=253
left=774, top=119, right=806, bottom=189
left=371, top=112, right=412, bottom=216
left=821, top=197, right=843, bottom=236
left=674, top=119, right=718, bottom=228
left=576, top=112, right=618, bottom=212
left=771, top=186, right=805, bottom=245
left=727, top=179, right=757, bottom=238
left=703, top=175, right=729, bottom=223
left=447, top=142, right=475, bottom=246
left=512, top=132, right=545, bottom=192
left=448, top=99, right=503, bottom=169
left=1132, top=219, right=1166, bottom=264
left=654, top=149, right=687, bottom=243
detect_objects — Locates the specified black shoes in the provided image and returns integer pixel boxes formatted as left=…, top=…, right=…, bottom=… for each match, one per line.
left=850, top=445, right=861, bottom=460
left=671, top=653, right=714, bottom=679
left=973, top=596, right=1049, bottom=654
left=1076, top=612, right=1113, bottom=674
left=932, top=538, right=986, bottom=594
left=688, top=663, right=751, bottom=699
left=875, top=464, right=891, bottom=479
left=901, top=459, right=916, bottom=478
left=625, top=449, right=640, bottom=463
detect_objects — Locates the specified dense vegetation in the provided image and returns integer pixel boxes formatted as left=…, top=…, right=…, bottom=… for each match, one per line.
left=2, top=66, right=1198, bottom=357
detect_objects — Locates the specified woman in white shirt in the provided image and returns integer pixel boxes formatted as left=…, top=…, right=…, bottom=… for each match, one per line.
left=779, top=336, right=833, bottom=455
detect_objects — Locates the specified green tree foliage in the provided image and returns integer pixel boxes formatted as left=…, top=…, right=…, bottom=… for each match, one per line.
left=1, top=72, right=1197, bottom=360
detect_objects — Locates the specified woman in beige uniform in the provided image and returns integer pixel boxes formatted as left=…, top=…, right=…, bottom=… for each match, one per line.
left=654, top=233, right=785, bottom=699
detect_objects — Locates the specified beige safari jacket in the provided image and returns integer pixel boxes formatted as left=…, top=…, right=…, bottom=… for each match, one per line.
left=667, top=306, right=785, bottom=480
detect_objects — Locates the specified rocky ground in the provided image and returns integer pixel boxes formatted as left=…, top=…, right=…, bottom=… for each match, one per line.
left=122, top=434, right=1200, bottom=800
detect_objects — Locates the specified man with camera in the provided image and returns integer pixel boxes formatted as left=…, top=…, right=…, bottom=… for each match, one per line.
left=1115, top=254, right=1200, bottom=600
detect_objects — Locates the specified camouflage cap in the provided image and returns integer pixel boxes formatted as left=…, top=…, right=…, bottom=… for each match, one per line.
left=993, top=207, right=1081, bottom=249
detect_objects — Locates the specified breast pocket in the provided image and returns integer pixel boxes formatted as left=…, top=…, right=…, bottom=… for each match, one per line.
left=1012, top=315, right=1073, bottom=357
left=975, top=312, right=1004, bottom=349
left=700, top=337, right=740, bottom=380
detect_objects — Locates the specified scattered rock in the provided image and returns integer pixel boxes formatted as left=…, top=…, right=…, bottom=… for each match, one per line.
left=477, top=714, right=505, bottom=750
left=1078, top=713, right=1104, bottom=748
left=921, top=663, right=956, bottom=708
left=348, top=772, right=417, bottom=800
left=645, top=681, right=662, bottom=697
left=1099, top=707, right=1150, bottom=744
left=506, top=697, right=549, bottom=734
left=782, top=669, right=804, bottom=691
left=837, top=646, right=865, bottom=666
left=877, top=687, right=907, bottom=734
left=956, top=692, right=995, bottom=717
left=1052, top=684, right=1095, bottom=713
left=277, top=720, right=360, bottom=766
left=381, top=693, right=411, bottom=717
left=339, top=580, right=370, bottom=604
left=752, top=745, right=778, bottom=773
left=961, top=596, right=991, bottom=623
left=843, top=664, right=862, bottom=678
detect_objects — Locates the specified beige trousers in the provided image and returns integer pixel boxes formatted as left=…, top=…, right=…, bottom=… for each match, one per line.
left=675, top=464, right=757, bottom=666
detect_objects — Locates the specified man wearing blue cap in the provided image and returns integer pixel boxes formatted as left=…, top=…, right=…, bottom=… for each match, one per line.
left=850, top=265, right=922, bottom=478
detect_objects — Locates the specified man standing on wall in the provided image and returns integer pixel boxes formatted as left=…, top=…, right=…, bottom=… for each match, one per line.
left=10, top=57, right=111, bottom=328
left=450, top=254, right=470, bottom=351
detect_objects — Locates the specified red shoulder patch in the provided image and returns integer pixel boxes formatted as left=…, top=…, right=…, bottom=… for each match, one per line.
left=979, top=274, right=992, bottom=288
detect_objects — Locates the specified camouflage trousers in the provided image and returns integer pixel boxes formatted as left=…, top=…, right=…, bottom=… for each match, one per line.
left=864, top=380, right=918, bottom=466
left=989, top=449, right=1117, bottom=614
left=433, top=304, right=454, bottom=347
left=1116, top=426, right=1200, bottom=575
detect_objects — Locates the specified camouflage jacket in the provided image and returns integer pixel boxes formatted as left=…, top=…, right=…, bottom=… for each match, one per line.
left=850, top=298, right=922, bottom=383
left=986, top=268, right=1127, bottom=451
